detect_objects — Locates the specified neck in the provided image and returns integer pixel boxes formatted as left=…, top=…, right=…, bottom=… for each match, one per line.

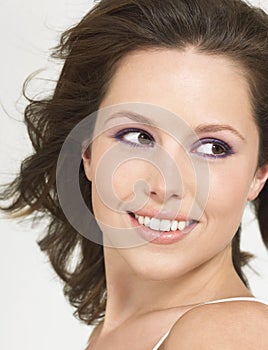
left=101, top=244, right=251, bottom=333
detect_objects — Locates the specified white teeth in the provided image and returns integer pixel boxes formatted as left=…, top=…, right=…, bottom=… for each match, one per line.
left=133, top=213, right=196, bottom=232
left=171, top=220, right=178, bottom=231
left=178, top=221, right=186, bottom=231
left=150, top=218, right=160, bottom=231
left=144, top=216, right=151, bottom=227
left=160, top=220, right=171, bottom=232
left=138, top=216, right=144, bottom=225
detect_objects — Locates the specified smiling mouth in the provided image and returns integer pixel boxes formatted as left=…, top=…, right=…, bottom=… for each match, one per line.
left=128, top=212, right=198, bottom=233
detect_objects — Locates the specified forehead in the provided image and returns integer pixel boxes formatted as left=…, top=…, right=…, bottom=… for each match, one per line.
left=100, top=48, right=257, bottom=136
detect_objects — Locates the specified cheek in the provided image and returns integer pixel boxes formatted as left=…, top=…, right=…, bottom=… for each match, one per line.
left=90, top=154, right=152, bottom=221
left=206, top=162, right=253, bottom=222
left=112, top=159, right=151, bottom=201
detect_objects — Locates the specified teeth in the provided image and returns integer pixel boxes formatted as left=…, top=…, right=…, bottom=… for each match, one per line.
left=138, top=216, right=144, bottom=225
left=160, top=220, right=171, bottom=232
left=144, top=216, right=151, bottom=227
left=171, top=220, right=178, bottom=231
left=178, top=221, right=186, bottom=231
left=133, top=214, right=196, bottom=232
left=150, top=218, right=160, bottom=231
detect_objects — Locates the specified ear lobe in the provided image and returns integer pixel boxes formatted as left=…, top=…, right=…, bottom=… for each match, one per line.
left=81, top=149, right=93, bottom=182
left=247, top=164, right=268, bottom=201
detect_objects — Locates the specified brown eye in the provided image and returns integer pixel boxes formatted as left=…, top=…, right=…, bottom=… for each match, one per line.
left=138, top=133, right=152, bottom=144
left=191, top=139, right=233, bottom=159
left=211, top=144, right=225, bottom=155
left=115, top=128, right=155, bottom=147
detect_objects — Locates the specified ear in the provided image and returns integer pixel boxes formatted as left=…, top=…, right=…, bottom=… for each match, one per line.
left=247, top=164, right=268, bottom=201
left=81, top=148, right=93, bottom=182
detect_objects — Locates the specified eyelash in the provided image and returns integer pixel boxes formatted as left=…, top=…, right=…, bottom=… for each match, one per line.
left=113, top=128, right=155, bottom=148
left=190, top=138, right=234, bottom=159
left=113, top=128, right=234, bottom=159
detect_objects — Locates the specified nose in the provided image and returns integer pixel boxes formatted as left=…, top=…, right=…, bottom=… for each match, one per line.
left=144, top=140, right=194, bottom=204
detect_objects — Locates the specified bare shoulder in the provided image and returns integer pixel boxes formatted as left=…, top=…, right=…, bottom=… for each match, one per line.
left=87, top=321, right=103, bottom=347
left=165, top=300, right=268, bottom=350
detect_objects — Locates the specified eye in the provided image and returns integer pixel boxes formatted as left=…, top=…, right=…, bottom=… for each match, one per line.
left=114, top=128, right=155, bottom=148
left=191, top=138, right=234, bottom=158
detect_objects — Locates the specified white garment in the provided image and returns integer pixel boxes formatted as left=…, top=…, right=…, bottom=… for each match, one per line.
left=152, top=297, right=268, bottom=350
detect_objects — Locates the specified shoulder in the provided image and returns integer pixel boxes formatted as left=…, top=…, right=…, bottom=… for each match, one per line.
left=165, top=300, right=268, bottom=350
left=87, top=322, right=103, bottom=346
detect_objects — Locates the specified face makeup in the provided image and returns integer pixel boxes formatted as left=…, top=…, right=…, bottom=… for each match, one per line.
left=82, top=48, right=263, bottom=281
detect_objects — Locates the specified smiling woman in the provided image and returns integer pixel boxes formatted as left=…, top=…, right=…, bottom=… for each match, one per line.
left=84, top=49, right=262, bottom=259
left=1, top=0, right=268, bottom=349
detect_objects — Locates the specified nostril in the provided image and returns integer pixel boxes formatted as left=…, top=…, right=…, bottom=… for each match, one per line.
left=150, top=191, right=157, bottom=195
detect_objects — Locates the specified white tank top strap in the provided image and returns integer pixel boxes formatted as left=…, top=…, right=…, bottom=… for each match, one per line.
left=152, top=329, right=171, bottom=350
left=151, top=297, right=268, bottom=350
left=202, top=296, right=268, bottom=306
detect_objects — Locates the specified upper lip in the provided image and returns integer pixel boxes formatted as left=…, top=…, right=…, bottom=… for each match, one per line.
left=128, top=208, right=199, bottom=222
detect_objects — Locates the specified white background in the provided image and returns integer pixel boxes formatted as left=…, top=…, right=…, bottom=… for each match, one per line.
left=0, top=0, right=268, bottom=349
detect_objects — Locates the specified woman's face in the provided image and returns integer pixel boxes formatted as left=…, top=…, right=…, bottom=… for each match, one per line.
left=82, top=48, right=268, bottom=280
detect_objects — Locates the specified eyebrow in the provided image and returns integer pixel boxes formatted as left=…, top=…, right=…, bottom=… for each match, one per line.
left=194, top=123, right=246, bottom=142
left=104, top=111, right=157, bottom=127
left=104, top=111, right=246, bottom=142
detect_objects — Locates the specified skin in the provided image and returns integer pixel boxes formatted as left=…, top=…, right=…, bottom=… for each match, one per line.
left=82, top=48, right=268, bottom=349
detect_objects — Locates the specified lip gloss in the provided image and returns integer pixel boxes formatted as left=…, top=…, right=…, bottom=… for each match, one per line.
left=128, top=213, right=199, bottom=245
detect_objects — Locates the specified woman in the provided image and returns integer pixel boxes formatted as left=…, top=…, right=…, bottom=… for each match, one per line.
left=1, top=0, right=268, bottom=349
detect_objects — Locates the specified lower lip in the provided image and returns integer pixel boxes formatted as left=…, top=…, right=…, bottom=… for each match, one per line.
left=128, top=214, right=199, bottom=245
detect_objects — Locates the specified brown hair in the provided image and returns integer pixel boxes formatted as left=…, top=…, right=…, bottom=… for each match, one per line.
left=1, top=0, right=268, bottom=326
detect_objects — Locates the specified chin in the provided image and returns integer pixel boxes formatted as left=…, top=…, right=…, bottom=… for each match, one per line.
left=121, top=251, right=196, bottom=282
